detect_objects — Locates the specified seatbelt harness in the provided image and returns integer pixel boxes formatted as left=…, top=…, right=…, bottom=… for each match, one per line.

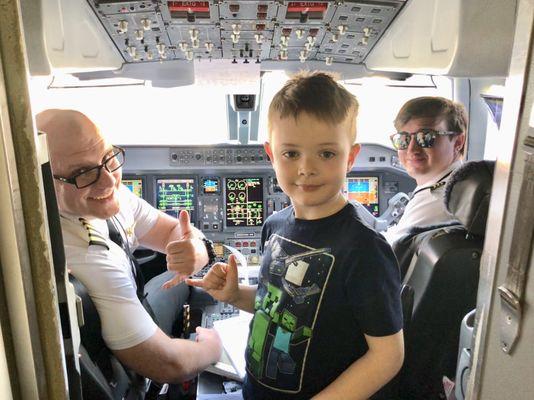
left=106, top=218, right=146, bottom=301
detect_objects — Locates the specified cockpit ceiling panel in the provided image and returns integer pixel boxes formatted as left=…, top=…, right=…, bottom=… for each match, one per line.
left=88, top=0, right=405, bottom=65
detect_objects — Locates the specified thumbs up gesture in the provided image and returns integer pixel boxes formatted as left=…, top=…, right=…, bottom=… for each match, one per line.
left=163, top=210, right=209, bottom=289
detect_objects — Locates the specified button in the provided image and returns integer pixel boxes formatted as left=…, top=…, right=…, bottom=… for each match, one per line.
left=212, top=223, right=219, bottom=230
left=369, top=157, right=375, bottom=162
left=250, top=241, right=256, bottom=247
left=243, top=242, right=249, bottom=247
left=235, top=242, right=242, bottom=247
left=203, top=223, right=209, bottom=229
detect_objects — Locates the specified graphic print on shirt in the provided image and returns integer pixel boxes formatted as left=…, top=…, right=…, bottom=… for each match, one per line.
left=246, top=234, right=335, bottom=393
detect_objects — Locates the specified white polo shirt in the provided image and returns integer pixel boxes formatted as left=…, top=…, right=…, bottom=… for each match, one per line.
left=382, top=161, right=462, bottom=245
left=61, top=185, right=159, bottom=350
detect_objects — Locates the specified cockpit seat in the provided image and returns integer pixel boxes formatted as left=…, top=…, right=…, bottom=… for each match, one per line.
left=71, top=275, right=147, bottom=400
left=395, top=160, right=494, bottom=399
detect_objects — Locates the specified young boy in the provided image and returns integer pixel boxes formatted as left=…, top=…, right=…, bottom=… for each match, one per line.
left=188, top=71, right=404, bottom=399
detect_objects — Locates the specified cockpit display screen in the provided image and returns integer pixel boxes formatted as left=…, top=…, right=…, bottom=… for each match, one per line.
left=345, top=176, right=379, bottom=217
left=156, top=178, right=196, bottom=221
left=202, top=177, right=220, bottom=194
left=123, top=178, right=143, bottom=198
left=225, top=177, right=264, bottom=227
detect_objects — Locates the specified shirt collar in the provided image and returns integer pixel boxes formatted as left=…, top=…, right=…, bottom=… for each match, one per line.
left=415, top=160, right=463, bottom=191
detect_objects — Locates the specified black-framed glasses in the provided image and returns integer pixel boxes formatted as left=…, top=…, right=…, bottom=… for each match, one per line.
left=389, top=128, right=460, bottom=150
left=53, top=146, right=125, bottom=189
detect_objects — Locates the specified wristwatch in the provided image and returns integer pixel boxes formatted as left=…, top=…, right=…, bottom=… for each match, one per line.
left=201, top=237, right=217, bottom=266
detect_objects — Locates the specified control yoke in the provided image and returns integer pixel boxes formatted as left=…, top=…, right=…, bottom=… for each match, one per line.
left=355, top=192, right=410, bottom=232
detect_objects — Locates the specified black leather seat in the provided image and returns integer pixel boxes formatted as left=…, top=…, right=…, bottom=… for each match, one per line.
left=393, top=160, right=494, bottom=400
left=71, top=276, right=146, bottom=400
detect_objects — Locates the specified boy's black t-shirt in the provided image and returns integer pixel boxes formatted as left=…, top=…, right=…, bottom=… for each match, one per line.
left=243, top=202, right=403, bottom=400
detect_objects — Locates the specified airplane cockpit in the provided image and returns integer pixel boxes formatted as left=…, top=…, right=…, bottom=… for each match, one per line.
left=3, top=0, right=532, bottom=400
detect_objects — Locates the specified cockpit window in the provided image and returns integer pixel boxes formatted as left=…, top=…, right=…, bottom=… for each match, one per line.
left=29, top=73, right=451, bottom=148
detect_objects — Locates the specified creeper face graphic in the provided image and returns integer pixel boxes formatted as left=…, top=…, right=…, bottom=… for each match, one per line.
left=262, top=284, right=282, bottom=320
left=280, top=310, right=296, bottom=332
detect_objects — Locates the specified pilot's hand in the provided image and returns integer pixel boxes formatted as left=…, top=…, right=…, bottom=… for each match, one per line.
left=195, top=326, right=223, bottom=364
left=186, top=255, right=239, bottom=304
left=163, top=210, right=209, bottom=289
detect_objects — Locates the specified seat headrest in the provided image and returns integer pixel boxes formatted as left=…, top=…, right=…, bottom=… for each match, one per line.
left=444, top=160, right=495, bottom=237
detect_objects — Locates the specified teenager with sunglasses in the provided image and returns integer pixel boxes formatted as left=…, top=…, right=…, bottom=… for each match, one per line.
left=36, top=109, right=222, bottom=386
left=382, top=97, right=467, bottom=245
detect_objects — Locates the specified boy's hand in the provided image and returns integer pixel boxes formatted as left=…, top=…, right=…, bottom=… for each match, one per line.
left=186, top=254, right=239, bottom=304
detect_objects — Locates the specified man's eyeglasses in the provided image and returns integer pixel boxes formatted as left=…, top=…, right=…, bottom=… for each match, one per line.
left=390, top=129, right=460, bottom=150
left=53, top=146, right=125, bottom=189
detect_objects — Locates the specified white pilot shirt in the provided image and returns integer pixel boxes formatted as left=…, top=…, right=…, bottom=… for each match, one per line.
left=61, top=185, right=159, bottom=350
left=382, top=160, right=462, bottom=245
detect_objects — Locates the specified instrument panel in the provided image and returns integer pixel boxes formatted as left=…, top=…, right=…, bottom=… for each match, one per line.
left=87, top=0, right=406, bottom=66
left=122, top=144, right=415, bottom=266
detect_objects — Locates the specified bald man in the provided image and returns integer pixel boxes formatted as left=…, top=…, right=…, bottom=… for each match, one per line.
left=36, top=109, right=222, bottom=384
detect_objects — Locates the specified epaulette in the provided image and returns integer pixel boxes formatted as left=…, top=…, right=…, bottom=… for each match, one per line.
left=429, top=180, right=447, bottom=192
left=79, top=217, right=109, bottom=250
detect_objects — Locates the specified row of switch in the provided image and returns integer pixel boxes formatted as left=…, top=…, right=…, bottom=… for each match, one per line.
left=369, top=156, right=387, bottom=162
left=234, top=241, right=257, bottom=249
left=202, top=222, right=219, bottom=230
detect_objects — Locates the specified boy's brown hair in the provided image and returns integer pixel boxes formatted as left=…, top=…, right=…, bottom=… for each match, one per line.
left=268, top=71, right=359, bottom=142
left=394, top=96, right=468, bottom=154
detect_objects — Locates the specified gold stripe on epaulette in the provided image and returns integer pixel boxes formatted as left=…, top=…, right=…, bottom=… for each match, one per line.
left=430, top=181, right=447, bottom=192
left=79, top=217, right=109, bottom=250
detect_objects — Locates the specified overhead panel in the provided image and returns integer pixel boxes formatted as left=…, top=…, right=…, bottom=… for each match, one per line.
left=88, top=0, right=405, bottom=65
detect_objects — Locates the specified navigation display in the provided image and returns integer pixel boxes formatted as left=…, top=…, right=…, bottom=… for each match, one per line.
left=225, top=177, right=264, bottom=227
left=345, top=176, right=379, bottom=217
left=123, top=178, right=143, bottom=198
left=156, top=178, right=196, bottom=221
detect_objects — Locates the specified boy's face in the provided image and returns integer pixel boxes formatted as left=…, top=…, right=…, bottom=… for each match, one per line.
left=265, top=112, right=360, bottom=220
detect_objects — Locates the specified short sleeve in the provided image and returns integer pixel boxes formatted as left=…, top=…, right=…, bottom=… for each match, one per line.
left=345, top=234, right=403, bottom=336
left=68, top=246, right=158, bottom=350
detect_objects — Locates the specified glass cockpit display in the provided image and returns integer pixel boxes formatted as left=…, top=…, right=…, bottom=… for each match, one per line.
left=122, top=178, right=143, bottom=198
left=202, top=177, right=220, bottom=194
left=345, top=177, right=380, bottom=217
left=225, top=177, right=264, bottom=227
left=156, top=178, right=196, bottom=221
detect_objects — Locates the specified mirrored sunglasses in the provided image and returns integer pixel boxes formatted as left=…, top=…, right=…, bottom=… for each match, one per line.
left=389, top=128, right=459, bottom=150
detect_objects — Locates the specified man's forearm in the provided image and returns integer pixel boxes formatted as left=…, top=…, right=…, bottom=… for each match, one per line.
left=114, top=330, right=220, bottom=384
left=169, top=338, right=219, bottom=381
